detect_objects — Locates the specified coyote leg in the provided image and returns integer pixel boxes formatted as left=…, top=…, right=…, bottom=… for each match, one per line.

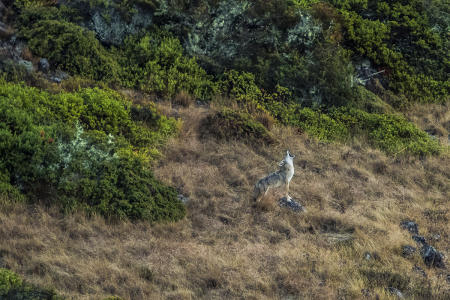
left=285, top=182, right=292, bottom=201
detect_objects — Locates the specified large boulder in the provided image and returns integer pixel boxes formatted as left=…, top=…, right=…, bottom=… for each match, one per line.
left=59, top=0, right=153, bottom=46
left=421, top=245, right=445, bottom=268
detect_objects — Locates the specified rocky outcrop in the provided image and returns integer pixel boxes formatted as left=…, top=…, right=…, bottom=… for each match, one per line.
left=400, top=220, right=445, bottom=269
left=58, top=0, right=153, bottom=46
left=158, top=0, right=320, bottom=74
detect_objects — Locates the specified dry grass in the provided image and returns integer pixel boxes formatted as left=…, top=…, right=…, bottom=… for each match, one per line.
left=405, top=102, right=450, bottom=146
left=173, top=91, right=195, bottom=107
left=0, top=103, right=449, bottom=299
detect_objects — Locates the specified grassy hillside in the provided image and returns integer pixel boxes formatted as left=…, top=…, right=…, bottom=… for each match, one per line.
left=0, top=103, right=449, bottom=299
left=0, top=0, right=449, bottom=299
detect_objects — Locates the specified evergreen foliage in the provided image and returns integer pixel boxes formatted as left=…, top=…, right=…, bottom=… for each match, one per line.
left=0, top=81, right=185, bottom=222
left=200, top=108, right=275, bottom=145
left=0, top=268, right=62, bottom=300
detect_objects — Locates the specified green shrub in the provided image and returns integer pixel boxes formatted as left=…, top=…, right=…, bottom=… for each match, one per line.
left=0, top=81, right=185, bottom=222
left=0, top=267, right=63, bottom=299
left=334, top=0, right=449, bottom=102
left=200, top=108, right=275, bottom=145
left=0, top=82, right=179, bottom=150
left=21, top=20, right=120, bottom=81
left=217, top=70, right=262, bottom=103
left=259, top=95, right=441, bottom=155
left=331, top=108, right=442, bottom=156
left=118, top=31, right=216, bottom=100
left=0, top=268, right=22, bottom=296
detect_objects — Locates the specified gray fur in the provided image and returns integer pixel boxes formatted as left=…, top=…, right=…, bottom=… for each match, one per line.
left=254, top=151, right=295, bottom=202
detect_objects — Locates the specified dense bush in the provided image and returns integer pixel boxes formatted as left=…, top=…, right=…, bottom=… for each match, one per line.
left=200, top=108, right=275, bottom=145
left=118, top=31, right=216, bottom=100
left=331, top=0, right=449, bottom=102
left=215, top=70, right=441, bottom=155
left=0, top=268, right=62, bottom=300
left=0, top=81, right=185, bottom=222
left=260, top=95, right=441, bottom=155
left=18, top=11, right=215, bottom=100
left=21, top=20, right=120, bottom=81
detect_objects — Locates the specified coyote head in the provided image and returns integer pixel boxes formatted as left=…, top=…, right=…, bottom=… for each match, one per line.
left=279, top=150, right=295, bottom=167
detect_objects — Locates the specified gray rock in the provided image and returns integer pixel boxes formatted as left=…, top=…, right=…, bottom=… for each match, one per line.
left=279, top=197, right=305, bottom=212
left=61, top=0, right=153, bottom=46
left=50, top=76, right=62, bottom=84
left=38, top=58, right=50, bottom=73
left=421, top=244, right=445, bottom=268
left=387, top=287, right=404, bottom=299
left=89, top=9, right=153, bottom=46
left=17, top=59, right=34, bottom=73
left=400, top=220, right=419, bottom=234
left=361, top=288, right=372, bottom=297
left=412, top=235, right=427, bottom=246
left=402, top=245, right=416, bottom=257
left=49, top=69, right=69, bottom=83
left=363, top=252, right=379, bottom=261
left=177, top=194, right=189, bottom=204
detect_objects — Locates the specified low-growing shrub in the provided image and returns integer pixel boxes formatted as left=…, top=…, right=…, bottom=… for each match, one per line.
left=0, top=81, right=185, bottom=222
left=200, top=108, right=275, bottom=145
left=21, top=20, right=120, bottom=81
left=0, top=267, right=63, bottom=299
left=118, top=31, right=216, bottom=100
left=260, top=95, right=441, bottom=155
left=331, top=108, right=442, bottom=156
left=173, top=90, right=194, bottom=107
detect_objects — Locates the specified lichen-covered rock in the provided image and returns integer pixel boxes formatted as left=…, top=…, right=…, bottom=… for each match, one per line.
left=38, top=58, right=50, bottom=73
left=387, top=287, right=404, bottom=299
left=59, top=0, right=153, bottom=46
left=400, top=220, right=419, bottom=235
left=412, top=235, right=427, bottom=246
left=157, top=0, right=320, bottom=75
left=402, top=245, right=416, bottom=258
left=421, top=245, right=445, bottom=268
left=279, top=197, right=305, bottom=213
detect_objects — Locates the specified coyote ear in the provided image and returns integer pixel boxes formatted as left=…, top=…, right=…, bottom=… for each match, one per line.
left=278, top=160, right=286, bottom=167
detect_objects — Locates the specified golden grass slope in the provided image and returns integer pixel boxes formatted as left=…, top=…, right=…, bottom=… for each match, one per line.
left=0, top=103, right=449, bottom=299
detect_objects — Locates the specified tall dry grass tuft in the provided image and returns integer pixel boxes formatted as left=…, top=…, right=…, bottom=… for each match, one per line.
left=173, top=91, right=195, bottom=107
left=0, top=103, right=449, bottom=299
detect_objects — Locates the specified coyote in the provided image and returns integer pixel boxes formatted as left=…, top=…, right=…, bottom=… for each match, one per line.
left=254, top=150, right=295, bottom=203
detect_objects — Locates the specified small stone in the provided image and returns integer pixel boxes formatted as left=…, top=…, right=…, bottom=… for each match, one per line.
left=432, top=234, right=441, bottom=241
left=400, top=220, right=419, bottom=234
left=421, top=245, right=445, bottom=268
left=49, top=70, right=69, bottom=83
left=363, top=252, right=379, bottom=261
left=387, top=287, right=404, bottom=299
left=38, top=58, right=50, bottom=73
left=412, top=235, right=426, bottom=246
left=50, top=76, right=62, bottom=84
left=54, top=70, right=69, bottom=80
left=17, top=59, right=34, bottom=73
left=402, top=245, right=416, bottom=258
left=279, top=197, right=305, bottom=212
left=361, top=288, right=371, bottom=297
left=177, top=194, right=189, bottom=204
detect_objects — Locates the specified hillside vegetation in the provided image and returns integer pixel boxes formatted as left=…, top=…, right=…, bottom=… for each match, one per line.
left=0, top=0, right=448, bottom=299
